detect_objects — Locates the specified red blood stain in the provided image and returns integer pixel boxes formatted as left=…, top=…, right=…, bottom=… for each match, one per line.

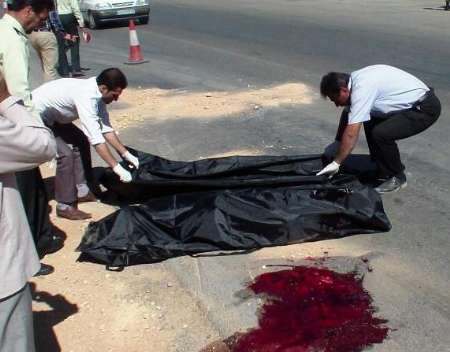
left=233, top=266, right=388, bottom=352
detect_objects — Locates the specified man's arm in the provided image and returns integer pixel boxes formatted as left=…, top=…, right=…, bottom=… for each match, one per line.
left=316, top=122, right=361, bottom=177
left=93, top=142, right=119, bottom=168
left=103, top=131, right=127, bottom=156
left=0, top=97, right=56, bottom=174
left=334, top=123, right=361, bottom=164
left=49, top=11, right=67, bottom=36
left=70, top=0, right=85, bottom=28
left=2, top=38, right=33, bottom=109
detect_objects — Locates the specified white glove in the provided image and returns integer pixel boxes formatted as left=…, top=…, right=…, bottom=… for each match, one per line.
left=113, top=164, right=133, bottom=183
left=323, top=141, right=340, bottom=160
left=316, top=161, right=340, bottom=177
left=122, top=151, right=139, bottom=169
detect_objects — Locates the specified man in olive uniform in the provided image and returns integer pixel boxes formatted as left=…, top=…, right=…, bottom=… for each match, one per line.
left=0, top=0, right=59, bottom=276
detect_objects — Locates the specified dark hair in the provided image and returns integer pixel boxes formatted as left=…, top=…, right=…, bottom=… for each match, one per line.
left=7, top=0, right=55, bottom=13
left=320, top=72, right=350, bottom=98
left=96, top=68, right=128, bottom=91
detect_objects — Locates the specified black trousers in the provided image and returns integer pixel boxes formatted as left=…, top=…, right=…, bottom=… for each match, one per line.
left=15, top=168, right=53, bottom=256
left=336, top=90, right=441, bottom=178
left=57, top=14, right=81, bottom=74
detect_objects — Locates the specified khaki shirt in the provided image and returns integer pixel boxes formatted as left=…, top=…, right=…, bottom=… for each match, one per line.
left=0, top=96, right=57, bottom=298
left=57, top=0, right=85, bottom=27
left=0, top=14, right=33, bottom=109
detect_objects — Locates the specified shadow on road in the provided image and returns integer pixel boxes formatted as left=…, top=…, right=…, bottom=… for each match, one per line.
left=31, top=283, right=79, bottom=352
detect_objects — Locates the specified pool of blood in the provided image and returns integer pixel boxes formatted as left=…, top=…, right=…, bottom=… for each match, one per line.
left=233, top=266, right=388, bottom=352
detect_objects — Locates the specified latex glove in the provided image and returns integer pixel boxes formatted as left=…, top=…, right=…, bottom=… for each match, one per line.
left=113, top=164, right=132, bottom=183
left=316, top=161, right=340, bottom=177
left=122, top=151, right=139, bottom=169
left=323, top=141, right=340, bottom=160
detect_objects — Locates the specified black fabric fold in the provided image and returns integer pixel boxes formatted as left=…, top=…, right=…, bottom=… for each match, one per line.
left=77, top=150, right=391, bottom=267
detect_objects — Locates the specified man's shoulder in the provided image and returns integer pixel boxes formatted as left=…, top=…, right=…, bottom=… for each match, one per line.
left=0, top=21, right=27, bottom=49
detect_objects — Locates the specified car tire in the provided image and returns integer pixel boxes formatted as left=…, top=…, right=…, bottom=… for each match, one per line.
left=88, top=11, right=98, bottom=29
left=140, top=16, right=149, bottom=25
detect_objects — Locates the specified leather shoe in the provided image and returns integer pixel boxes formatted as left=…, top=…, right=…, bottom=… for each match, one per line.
left=34, top=263, right=55, bottom=276
left=56, top=206, right=92, bottom=220
left=78, top=191, right=97, bottom=203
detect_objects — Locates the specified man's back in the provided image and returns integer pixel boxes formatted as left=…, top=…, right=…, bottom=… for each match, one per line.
left=33, top=77, right=100, bottom=122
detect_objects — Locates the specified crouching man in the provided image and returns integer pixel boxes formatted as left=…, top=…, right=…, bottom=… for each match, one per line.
left=317, top=64, right=441, bottom=193
left=32, top=67, right=140, bottom=220
left=0, top=72, right=57, bottom=352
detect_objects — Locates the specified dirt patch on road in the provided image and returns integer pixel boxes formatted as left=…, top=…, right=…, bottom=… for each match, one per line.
left=108, top=83, right=314, bottom=130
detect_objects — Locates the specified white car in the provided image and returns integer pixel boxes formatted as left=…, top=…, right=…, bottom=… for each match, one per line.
left=80, top=0, right=150, bottom=29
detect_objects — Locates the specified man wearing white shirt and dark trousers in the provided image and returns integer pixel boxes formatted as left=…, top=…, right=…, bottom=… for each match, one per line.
left=317, top=65, right=441, bottom=193
left=33, top=68, right=139, bottom=220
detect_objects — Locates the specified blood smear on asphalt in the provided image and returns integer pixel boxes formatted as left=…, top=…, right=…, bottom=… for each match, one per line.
left=233, top=266, right=389, bottom=352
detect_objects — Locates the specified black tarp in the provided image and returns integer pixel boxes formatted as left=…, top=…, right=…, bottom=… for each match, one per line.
left=77, top=150, right=391, bottom=268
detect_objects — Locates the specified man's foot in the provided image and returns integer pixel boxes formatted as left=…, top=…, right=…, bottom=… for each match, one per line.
left=34, top=263, right=55, bottom=277
left=78, top=191, right=98, bottom=203
left=71, top=71, right=85, bottom=78
left=80, top=67, right=91, bottom=71
left=56, top=206, right=92, bottom=220
left=374, top=173, right=407, bottom=194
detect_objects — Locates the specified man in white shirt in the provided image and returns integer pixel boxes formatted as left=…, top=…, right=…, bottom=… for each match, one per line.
left=33, top=67, right=139, bottom=220
left=317, top=65, right=441, bottom=193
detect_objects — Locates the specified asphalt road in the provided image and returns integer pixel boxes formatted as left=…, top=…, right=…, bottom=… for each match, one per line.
left=47, top=1, right=450, bottom=350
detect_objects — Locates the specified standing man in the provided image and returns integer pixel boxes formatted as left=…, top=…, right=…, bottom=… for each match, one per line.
left=0, top=0, right=53, bottom=108
left=33, top=68, right=140, bottom=220
left=30, top=7, right=72, bottom=82
left=56, top=0, right=90, bottom=77
left=0, top=0, right=60, bottom=276
left=317, top=64, right=441, bottom=193
left=0, top=72, right=56, bottom=352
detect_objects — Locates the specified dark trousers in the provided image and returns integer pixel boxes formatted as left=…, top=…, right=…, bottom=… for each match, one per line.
left=336, top=91, right=441, bottom=178
left=51, top=123, right=92, bottom=204
left=57, top=14, right=81, bottom=75
left=15, top=168, right=53, bottom=255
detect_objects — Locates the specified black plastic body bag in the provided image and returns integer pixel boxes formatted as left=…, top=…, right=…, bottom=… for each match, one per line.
left=77, top=149, right=391, bottom=268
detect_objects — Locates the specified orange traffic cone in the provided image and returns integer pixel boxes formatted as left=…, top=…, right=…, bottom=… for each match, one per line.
left=125, top=20, right=148, bottom=65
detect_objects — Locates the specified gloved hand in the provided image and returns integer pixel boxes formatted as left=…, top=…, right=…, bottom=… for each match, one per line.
left=113, top=164, right=132, bottom=183
left=316, top=161, right=340, bottom=177
left=122, top=151, right=139, bottom=169
left=323, top=141, right=340, bottom=160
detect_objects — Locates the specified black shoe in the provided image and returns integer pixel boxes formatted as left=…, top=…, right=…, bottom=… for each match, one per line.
left=42, top=234, right=64, bottom=255
left=80, top=67, right=91, bottom=71
left=71, top=71, right=85, bottom=78
left=34, top=263, right=55, bottom=276
left=374, top=174, right=407, bottom=194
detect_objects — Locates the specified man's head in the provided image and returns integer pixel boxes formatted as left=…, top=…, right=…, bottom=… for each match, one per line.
left=96, top=68, right=128, bottom=104
left=6, top=0, right=55, bottom=33
left=320, top=72, right=351, bottom=107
